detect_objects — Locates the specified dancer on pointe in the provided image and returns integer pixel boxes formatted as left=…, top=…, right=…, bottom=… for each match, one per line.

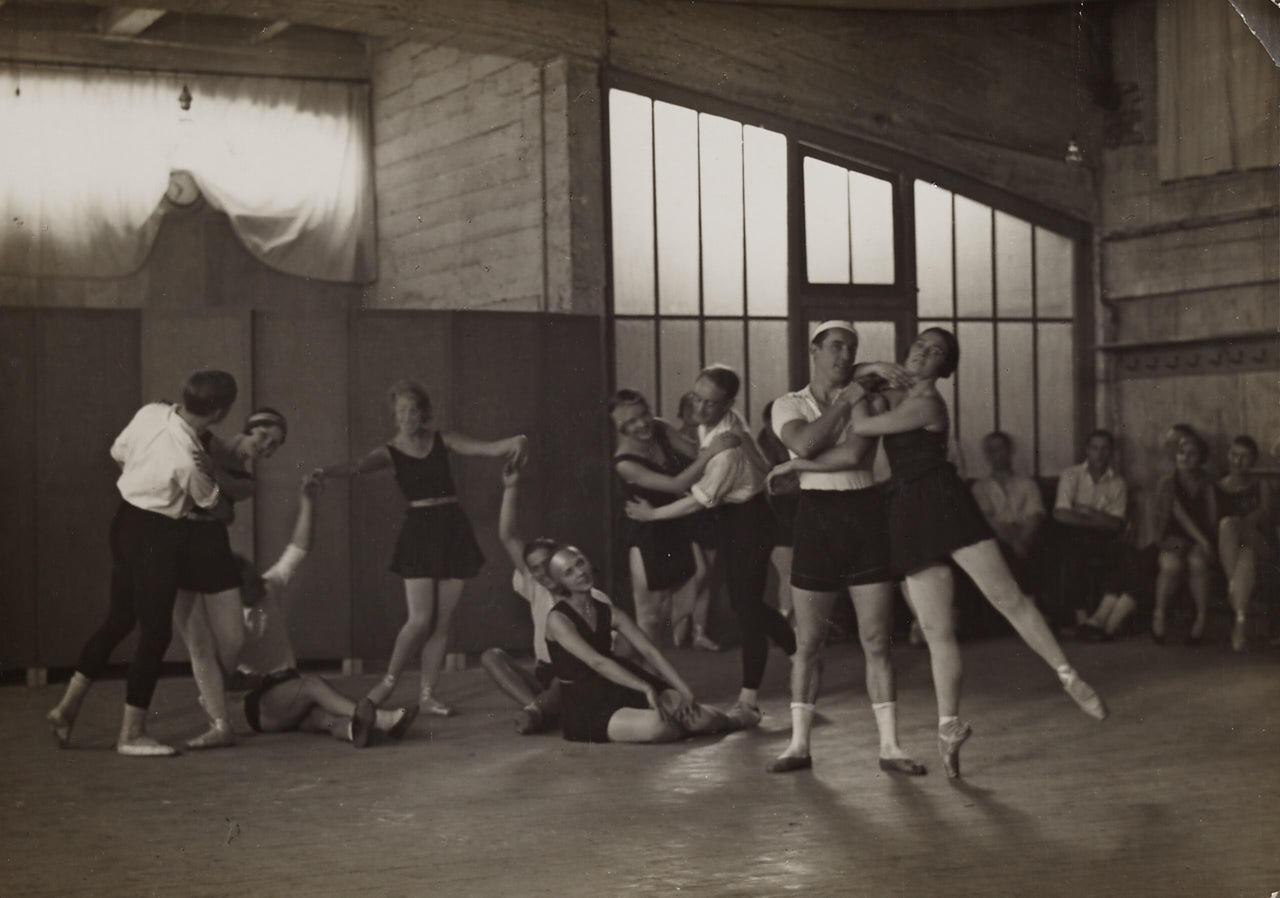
left=780, top=328, right=1107, bottom=778
left=544, top=546, right=755, bottom=743
left=762, top=321, right=924, bottom=775
left=47, top=370, right=239, bottom=757
left=480, top=458, right=613, bottom=734
left=174, top=407, right=289, bottom=750
left=320, top=379, right=526, bottom=717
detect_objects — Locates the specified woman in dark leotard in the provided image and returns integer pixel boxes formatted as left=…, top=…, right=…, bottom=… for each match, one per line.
left=784, top=328, right=1106, bottom=777
left=1216, top=435, right=1275, bottom=651
left=544, top=546, right=752, bottom=743
left=1152, top=427, right=1219, bottom=645
left=610, top=389, right=736, bottom=648
left=321, top=380, right=526, bottom=716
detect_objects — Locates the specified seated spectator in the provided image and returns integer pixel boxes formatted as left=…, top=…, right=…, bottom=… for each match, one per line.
left=1049, top=430, right=1129, bottom=630
left=1216, top=435, right=1274, bottom=652
left=1152, top=427, right=1218, bottom=645
left=971, top=431, right=1046, bottom=596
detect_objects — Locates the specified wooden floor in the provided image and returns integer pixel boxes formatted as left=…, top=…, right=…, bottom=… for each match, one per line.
left=2, top=636, right=1276, bottom=897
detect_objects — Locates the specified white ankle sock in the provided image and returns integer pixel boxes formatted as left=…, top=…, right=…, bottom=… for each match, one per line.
left=871, top=701, right=901, bottom=756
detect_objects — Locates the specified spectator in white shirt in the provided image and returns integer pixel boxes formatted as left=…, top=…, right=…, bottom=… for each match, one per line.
left=971, top=431, right=1046, bottom=595
left=47, top=370, right=238, bottom=758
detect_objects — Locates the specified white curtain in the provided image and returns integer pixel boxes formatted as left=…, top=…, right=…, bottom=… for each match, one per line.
left=0, top=63, right=375, bottom=283
left=1156, top=0, right=1280, bottom=181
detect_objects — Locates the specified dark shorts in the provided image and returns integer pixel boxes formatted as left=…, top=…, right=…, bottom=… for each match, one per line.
left=791, top=487, right=892, bottom=592
left=178, top=517, right=241, bottom=593
left=243, top=668, right=301, bottom=732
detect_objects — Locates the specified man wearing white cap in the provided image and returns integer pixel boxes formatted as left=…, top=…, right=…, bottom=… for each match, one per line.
left=765, top=321, right=924, bottom=775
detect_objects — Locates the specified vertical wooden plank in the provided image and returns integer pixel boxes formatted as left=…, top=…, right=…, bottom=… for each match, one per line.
left=0, top=310, right=39, bottom=669
left=348, top=311, right=453, bottom=662
left=253, top=310, right=352, bottom=660
left=35, top=310, right=141, bottom=667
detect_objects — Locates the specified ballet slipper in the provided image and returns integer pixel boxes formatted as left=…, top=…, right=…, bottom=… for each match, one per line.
left=766, top=754, right=812, bottom=774
left=117, top=735, right=178, bottom=758
left=386, top=705, right=419, bottom=741
left=185, top=721, right=235, bottom=751
left=351, top=698, right=376, bottom=748
left=46, top=709, right=72, bottom=749
left=417, top=692, right=455, bottom=717
left=878, top=756, right=927, bottom=776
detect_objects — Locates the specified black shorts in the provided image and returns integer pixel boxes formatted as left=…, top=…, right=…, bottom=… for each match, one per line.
left=243, top=668, right=301, bottom=732
left=790, top=487, right=892, bottom=592
left=178, top=517, right=241, bottom=593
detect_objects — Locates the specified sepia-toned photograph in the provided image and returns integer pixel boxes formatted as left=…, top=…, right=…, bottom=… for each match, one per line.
left=0, top=0, right=1276, bottom=894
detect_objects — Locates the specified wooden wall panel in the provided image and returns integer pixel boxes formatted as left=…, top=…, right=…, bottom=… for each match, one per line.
left=35, top=311, right=141, bottom=667
left=253, top=311, right=352, bottom=660
left=0, top=311, right=39, bottom=668
left=1103, top=216, right=1278, bottom=300
left=348, top=312, right=454, bottom=661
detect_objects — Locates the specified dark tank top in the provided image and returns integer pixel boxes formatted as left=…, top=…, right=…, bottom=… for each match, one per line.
left=1218, top=480, right=1261, bottom=520
left=883, top=428, right=952, bottom=482
left=387, top=435, right=456, bottom=501
left=547, top=599, right=613, bottom=683
left=614, top=428, right=689, bottom=508
left=1166, top=473, right=1213, bottom=538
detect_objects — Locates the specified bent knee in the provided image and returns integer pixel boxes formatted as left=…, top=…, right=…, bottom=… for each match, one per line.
left=1157, top=551, right=1185, bottom=575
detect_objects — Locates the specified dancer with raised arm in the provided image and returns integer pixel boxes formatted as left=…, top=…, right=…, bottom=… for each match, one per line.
left=544, top=546, right=754, bottom=743
left=320, top=379, right=526, bottom=717
left=47, top=370, right=238, bottom=757
left=782, top=328, right=1107, bottom=778
left=174, top=407, right=289, bottom=750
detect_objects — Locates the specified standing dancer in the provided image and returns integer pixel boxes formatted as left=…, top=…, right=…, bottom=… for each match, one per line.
left=625, top=365, right=796, bottom=722
left=789, top=328, right=1107, bottom=778
left=480, top=459, right=613, bottom=734
left=544, top=546, right=752, bottom=743
left=762, top=322, right=923, bottom=775
left=47, top=370, right=239, bottom=757
left=610, top=389, right=734, bottom=649
left=321, top=380, right=526, bottom=716
left=174, top=407, right=289, bottom=750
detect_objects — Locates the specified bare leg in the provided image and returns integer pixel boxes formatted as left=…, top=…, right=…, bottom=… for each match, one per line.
left=174, top=590, right=235, bottom=749
left=628, top=547, right=669, bottom=644
left=366, top=578, right=436, bottom=706
left=1102, top=593, right=1137, bottom=636
left=902, top=565, right=961, bottom=719
left=297, top=706, right=351, bottom=740
left=202, top=591, right=245, bottom=678
left=952, top=539, right=1069, bottom=671
left=1218, top=517, right=1244, bottom=577
left=849, top=582, right=921, bottom=771
left=479, top=648, right=541, bottom=707
left=605, top=707, right=685, bottom=743
left=771, top=587, right=836, bottom=768
left=770, top=546, right=795, bottom=621
left=418, top=578, right=464, bottom=711
left=1186, top=546, right=1212, bottom=641
left=1152, top=550, right=1185, bottom=641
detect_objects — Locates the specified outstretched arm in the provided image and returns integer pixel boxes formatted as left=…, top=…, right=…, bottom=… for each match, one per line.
left=497, top=461, right=526, bottom=571
left=319, top=445, right=392, bottom=479
left=289, top=473, right=322, bottom=552
left=442, top=431, right=528, bottom=465
left=612, top=610, right=693, bottom=701
left=546, top=610, right=663, bottom=709
left=850, top=394, right=946, bottom=437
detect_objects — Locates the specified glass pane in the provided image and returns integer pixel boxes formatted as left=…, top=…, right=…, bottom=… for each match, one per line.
left=994, top=211, right=1033, bottom=318
left=918, top=320, right=960, bottom=472
left=703, top=320, right=747, bottom=420
left=744, top=126, right=788, bottom=316
left=699, top=113, right=744, bottom=316
left=849, top=171, right=895, bottom=284
left=1036, top=227, right=1075, bottom=318
left=914, top=181, right=953, bottom=318
left=996, top=322, right=1035, bottom=476
left=748, top=320, right=790, bottom=433
left=614, top=319, right=656, bottom=405
left=608, top=90, right=655, bottom=315
left=955, top=322, right=995, bottom=480
left=954, top=196, right=992, bottom=318
left=654, top=102, right=700, bottom=315
left=804, top=157, right=850, bottom=284
left=1037, top=322, right=1075, bottom=476
left=659, top=319, right=701, bottom=419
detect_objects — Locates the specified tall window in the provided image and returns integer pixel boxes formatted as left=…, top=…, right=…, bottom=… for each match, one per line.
left=914, top=180, right=1077, bottom=476
left=609, top=89, right=789, bottom=427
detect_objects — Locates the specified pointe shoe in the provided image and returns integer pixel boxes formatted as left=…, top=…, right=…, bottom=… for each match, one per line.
left=1231, top=618, right=1247, bottom=653
left=879, top=756, right=927, bottom=776
left=418, top=692, right=455, bottom=717
left=386, top=704, right=419, bottom=741
left=1063, top=675, right=1108, bottom=721
left=767, top=754, right=812, bottom=774
left=514, top=706, right=544, bottom=735
left=938, top=719, right=972, bottom=779
left=116, top=735, right=178, bottom=758
left=351, top=698, right=376, bottom=748
left=692, top=632, right=722, bottom=652
left=46, top=709, right=72, bottom=749
left=184, top=722, right=235, bottom=751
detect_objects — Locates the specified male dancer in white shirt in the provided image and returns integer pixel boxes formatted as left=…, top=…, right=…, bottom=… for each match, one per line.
left=47, top=370, right=238, bottom=757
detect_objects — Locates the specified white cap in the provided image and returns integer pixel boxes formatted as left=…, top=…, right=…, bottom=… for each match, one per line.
left=810, top=320, right=858, bottom=344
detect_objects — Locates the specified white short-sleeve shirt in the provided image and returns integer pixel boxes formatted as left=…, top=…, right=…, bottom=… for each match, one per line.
left=771, top=386, right=875, bottom=491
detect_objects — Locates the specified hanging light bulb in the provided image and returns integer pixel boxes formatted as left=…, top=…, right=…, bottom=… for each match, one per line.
left=1064, top=137, right=1084, bottom=165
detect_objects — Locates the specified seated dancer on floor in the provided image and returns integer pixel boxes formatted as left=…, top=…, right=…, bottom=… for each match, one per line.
left=544, top=546, right=756, bottom=743
left=480, top=459, right=611, bottom=735
left=782, top=328, right=1107, bottom=779
left=174, top=407, right=290, bottom=750
left=215, top=472, right=417, bottom=748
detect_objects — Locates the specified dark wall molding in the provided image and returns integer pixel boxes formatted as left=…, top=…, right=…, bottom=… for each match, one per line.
left=1100, top=330, right=1279, bottom=379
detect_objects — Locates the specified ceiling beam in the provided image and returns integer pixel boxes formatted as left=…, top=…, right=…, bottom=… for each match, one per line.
left=250, top=20, right=292, bottom=43
left=99, top=7, right=167, bottom=37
